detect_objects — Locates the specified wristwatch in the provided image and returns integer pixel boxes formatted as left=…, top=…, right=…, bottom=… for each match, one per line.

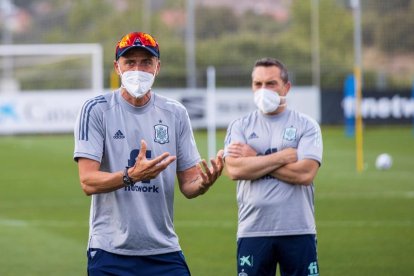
left=123, top=167, right=134, bottom=187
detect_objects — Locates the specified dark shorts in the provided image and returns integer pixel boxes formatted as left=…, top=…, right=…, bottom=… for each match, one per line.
left=87, top=248, right=191, bottom=276
left=237, top=235, right=319, bottom=276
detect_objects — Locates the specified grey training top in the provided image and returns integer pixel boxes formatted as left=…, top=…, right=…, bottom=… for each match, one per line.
left=224, top=108, right=323, bottom=238
left=74, top=90, right=200, bottom=255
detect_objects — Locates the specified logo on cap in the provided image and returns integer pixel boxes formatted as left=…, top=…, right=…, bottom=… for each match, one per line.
left=116, top=32, right=160, bottom=60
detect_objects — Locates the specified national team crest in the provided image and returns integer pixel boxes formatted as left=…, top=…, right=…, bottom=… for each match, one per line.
left=283, top=127, right=297, bottom=141
left=154, top=124, right=169, bottom=144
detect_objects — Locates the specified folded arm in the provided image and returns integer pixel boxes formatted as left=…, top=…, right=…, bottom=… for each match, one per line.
left=225, top=142, right=319, bottom=185
left=225, top=142, right=297, bottom=180
left=270, top=159, right=320, bottom=186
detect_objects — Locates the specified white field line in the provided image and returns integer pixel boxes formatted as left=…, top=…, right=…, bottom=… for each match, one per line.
left=316, top=191, right=414, bottom=199
left=0, top=218, right=412, bottom=228
left=318, top=220, right=414, bottom=227
left=0, top=198, right=87, bottom=208
left=0, top=218, right=235, bottom=228
left=0, top=219, right=87, bottom=228
left=175, top=220, right=236, bottom=228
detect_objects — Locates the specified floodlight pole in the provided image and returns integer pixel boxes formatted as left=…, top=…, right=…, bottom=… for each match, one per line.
left=311, top=0, right=320, bottom=88
left=1, top=0, right=14, bottom=88
left=351, top=0, right=364, bottom=172
left=185, top=0, right=197, bottom=88
left=142, top=0, right=151, bottom=33
left=1, top=21, right=13, bottom=81
left=206, top=66, right=216, bottom=159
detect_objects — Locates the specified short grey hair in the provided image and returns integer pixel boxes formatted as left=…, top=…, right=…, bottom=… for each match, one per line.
left=253, top=57, right=289, bottom=83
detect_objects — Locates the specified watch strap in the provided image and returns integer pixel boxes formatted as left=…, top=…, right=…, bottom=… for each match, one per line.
left=123, top=167, right=134, bottom=186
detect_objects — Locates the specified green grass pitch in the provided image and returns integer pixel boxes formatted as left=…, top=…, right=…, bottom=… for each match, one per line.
left=0, top=126, right=413, bottom=275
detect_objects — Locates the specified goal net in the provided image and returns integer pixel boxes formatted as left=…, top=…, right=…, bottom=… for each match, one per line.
left=0, top=44, right=103, bottom=93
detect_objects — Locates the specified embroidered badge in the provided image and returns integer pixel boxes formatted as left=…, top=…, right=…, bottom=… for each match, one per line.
left=283, top=127, right=297, bottom=141
left=154, top=124, right=169, bottom=144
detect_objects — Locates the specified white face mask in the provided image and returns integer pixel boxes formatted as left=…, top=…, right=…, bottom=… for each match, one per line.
left=254, top=88, right=286, bottom=114
left=119, top=67, right=155, bottom=99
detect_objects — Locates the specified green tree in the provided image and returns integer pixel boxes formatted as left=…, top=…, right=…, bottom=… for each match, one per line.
left=375, top=5, right=414, bottom=53
left=271, top=0, right=354, bottom=88
left=195, top=6, right=239, bottom=39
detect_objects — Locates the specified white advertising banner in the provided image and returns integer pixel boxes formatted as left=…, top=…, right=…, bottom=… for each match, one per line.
left=155, top=87, right=321, bottom=128
left=0, top=87, right=320, bottom=134
left=0, top=91, right=94, bottom=135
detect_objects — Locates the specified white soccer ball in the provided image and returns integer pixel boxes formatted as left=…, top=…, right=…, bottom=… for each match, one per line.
left=375, top=153, right=393, bottom=170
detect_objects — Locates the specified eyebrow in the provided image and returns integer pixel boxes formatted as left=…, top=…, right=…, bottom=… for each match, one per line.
left=123, top=57, right=154, bottom=63
left=253, top=80, right=278, bottom=85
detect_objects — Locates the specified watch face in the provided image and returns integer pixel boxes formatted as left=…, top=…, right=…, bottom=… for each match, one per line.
left=123, top=177, right=132, bottom=186
left=123, top=168, right=133, bottom=186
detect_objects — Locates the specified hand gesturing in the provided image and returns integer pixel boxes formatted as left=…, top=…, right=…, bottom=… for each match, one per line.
left=128, top=140, right=177, bottom=183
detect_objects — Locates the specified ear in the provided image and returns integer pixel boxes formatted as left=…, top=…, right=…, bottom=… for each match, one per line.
left=282, top=81, right=291, bottom=96
left=155, top=60, right=161, bottom=76
left=113, top=60, right=121, bottom=75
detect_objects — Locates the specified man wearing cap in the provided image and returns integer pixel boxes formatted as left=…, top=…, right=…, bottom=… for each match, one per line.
left=73, top=31, right=224, bottom=275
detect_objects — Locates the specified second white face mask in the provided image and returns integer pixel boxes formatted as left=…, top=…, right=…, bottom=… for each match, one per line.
left=254, top=88, right=286, bottom=114
left=121, top=70, right=155, bottom=99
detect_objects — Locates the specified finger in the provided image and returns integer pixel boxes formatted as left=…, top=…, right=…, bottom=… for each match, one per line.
left=201, top=159, right=213, bottom=183
left=210, top=158, right=219, bottom=177
left=227, top=144, right=241, bottom=151
left=227, top=147, right=241, bottom=155
left=216, top=152, right=224, bottom=165
left=230, top=141, right=243, bottom=146
left=216, top=150, right=224, bottom=165
left=226, top=147, right=236, bottom=153
left=210, top=157, right=217, bottom=168
left=147, top=156, right=177, bottom=179
left=228, top=144, right=241, bottom=150
left=149, top=152, right=172, bottom=166
left=229, top=144, right=241, bottom=151
left=227, top=152, right=239, bottom=158
left=200, top=159, right=209, bottom=173
left=212, top=155, right=224, bottom=177
left=155, top=155, right=177, bottom=169
left=137, top=140, right=147, bottom=160
left=227, top=150, right=242, bottom=158
left=197, top=163, right=209, bottom=186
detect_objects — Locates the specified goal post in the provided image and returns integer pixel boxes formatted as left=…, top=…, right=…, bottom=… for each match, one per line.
left=0, top=43, right=104, bottom=135
left=0, top=43, right=103, bottom=94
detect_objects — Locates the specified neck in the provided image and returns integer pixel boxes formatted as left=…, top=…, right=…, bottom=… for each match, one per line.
left=266, top=104, right=287, bottom=115
left=122, top=89, right=151, bottom=107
